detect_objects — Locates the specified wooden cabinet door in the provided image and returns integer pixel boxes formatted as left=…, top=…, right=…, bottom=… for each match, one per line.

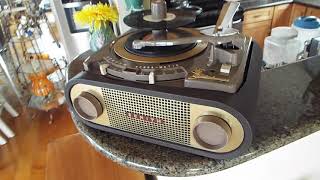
left=289, top=3, right=307, bottom=24
left=243, top=20, right=272, bottom=48
left=243, top=7, right=274, bottom=24
left=305, top=7, right=320, bottom=17
left=272, top=4, right=292, bottom=28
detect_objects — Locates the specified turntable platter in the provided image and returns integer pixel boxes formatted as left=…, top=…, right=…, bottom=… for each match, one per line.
left=113, top=28, right=208, bottom=63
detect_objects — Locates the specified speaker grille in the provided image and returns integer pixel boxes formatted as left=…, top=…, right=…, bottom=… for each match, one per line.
left=102, top=88, right=191, bottom=145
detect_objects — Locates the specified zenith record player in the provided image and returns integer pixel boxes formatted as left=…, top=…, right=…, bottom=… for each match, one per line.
left=65, top=0, right=262, bottom=159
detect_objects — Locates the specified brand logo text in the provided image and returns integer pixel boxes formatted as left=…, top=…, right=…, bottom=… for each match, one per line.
left=126, top=112, right=165, bottom=124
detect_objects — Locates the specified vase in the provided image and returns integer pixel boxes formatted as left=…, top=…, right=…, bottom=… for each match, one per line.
left=89, top=24, right=115, bottom=52
left=125, top=0, right=143, bottom=12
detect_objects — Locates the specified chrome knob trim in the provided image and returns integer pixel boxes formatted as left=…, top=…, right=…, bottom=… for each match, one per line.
left=73, top=92, right=103, bottom=121
left=193, top=115, right=232, bottom=150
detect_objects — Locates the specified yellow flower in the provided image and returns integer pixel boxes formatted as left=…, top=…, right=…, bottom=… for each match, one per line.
left=74, top=3, right=118, bottom=30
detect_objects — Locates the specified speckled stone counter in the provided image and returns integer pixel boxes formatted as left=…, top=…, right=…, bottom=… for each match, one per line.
left=241, top=0, right=320, bottom=10
left=241, top=0, right=293, bottom=10
left=294, top=0, right=320, bottom=8
left=68, top=54, right=320, bottom=177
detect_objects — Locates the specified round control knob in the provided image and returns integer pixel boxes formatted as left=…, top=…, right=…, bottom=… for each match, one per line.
left=193, top=115, right=232, bottom=150
left=73, top=92, right=103, bottom=121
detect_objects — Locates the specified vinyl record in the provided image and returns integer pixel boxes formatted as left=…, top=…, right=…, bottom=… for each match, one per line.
left=123, top=9, right=196, bottom=30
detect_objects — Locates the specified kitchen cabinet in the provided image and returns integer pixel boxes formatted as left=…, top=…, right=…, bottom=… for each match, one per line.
left=243, top=3, right=320, bottom=49
left=243, top=7, right=274, bottom=48
left=289, top=4, right=320, bottom=25
left=243, top=7, right=274, bottom=24
left=243, top=20, right=272, bottom=48
left=305, top=6, right=320, bottom=17
left=289, top=4, right=307, bottom=25
left=272, top=4, right=292, bottom=28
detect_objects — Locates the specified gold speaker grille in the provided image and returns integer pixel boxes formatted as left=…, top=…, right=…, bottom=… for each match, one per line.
left=102, top=88, right=191, bottom=145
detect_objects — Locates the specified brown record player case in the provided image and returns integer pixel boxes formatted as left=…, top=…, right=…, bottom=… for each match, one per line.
left=66, top=41, right=261, bottom=159
left=65, top=0, right=263, bottom=159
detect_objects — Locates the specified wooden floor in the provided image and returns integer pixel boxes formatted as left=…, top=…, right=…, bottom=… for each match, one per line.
left=46, top=133, right=145, bottom=180
left=0, top=104, right=77, bottom=180
left=0, top=104, right=144, bottom=180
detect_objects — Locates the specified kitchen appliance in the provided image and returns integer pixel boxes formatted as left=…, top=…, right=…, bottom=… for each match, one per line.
left=293, top=16, right=320, bottom=53
left=307, top=37, right=320, bottom=57
left=302, top=36, right=320, bottom=77
left=263, top=27, right=301, bottom=67
left=65, top=0, right=262, bottom=159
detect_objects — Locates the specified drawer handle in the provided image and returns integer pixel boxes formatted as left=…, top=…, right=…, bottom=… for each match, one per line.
left=253, top=15, right=262, bottom=18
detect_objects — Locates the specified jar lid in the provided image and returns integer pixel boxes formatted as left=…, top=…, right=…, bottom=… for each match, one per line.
left=294, top=16, right=320, bottom=29
left=271, top=27, right=298, bottom=39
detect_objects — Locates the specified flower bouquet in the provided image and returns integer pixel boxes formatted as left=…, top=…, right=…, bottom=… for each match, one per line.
left=74, top=3, right=119, bottom=51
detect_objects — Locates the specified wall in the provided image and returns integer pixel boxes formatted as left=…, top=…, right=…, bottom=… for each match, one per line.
left=50, top=0, right=90, bottom=62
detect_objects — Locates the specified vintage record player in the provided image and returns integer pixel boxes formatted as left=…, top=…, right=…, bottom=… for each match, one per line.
left=65, top=0, right=262, bottom=159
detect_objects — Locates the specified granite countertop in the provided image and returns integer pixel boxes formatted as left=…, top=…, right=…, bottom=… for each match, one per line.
left=294, top=0, right=320, bottom=8
left=68, top=53, right=320, bottom=177
left=241, top=0, right=320, bottom=10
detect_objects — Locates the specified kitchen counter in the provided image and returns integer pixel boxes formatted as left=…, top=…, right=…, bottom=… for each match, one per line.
left=241, top=0, right=320, bottom=11
left=68, top=53, right=320, bottom=177
left=294, top=0, right=320, bottom=8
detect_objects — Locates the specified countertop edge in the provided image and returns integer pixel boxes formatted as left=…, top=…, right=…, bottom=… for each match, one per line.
left=241, top=0, right=293, bottom=11
left=72, top=117, right=161, bottom=176
left=72, top=114, right=320, bottom=177
left=241, top=0, right=320, bottom=11
left=294, top=1, right=320, bottom=8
